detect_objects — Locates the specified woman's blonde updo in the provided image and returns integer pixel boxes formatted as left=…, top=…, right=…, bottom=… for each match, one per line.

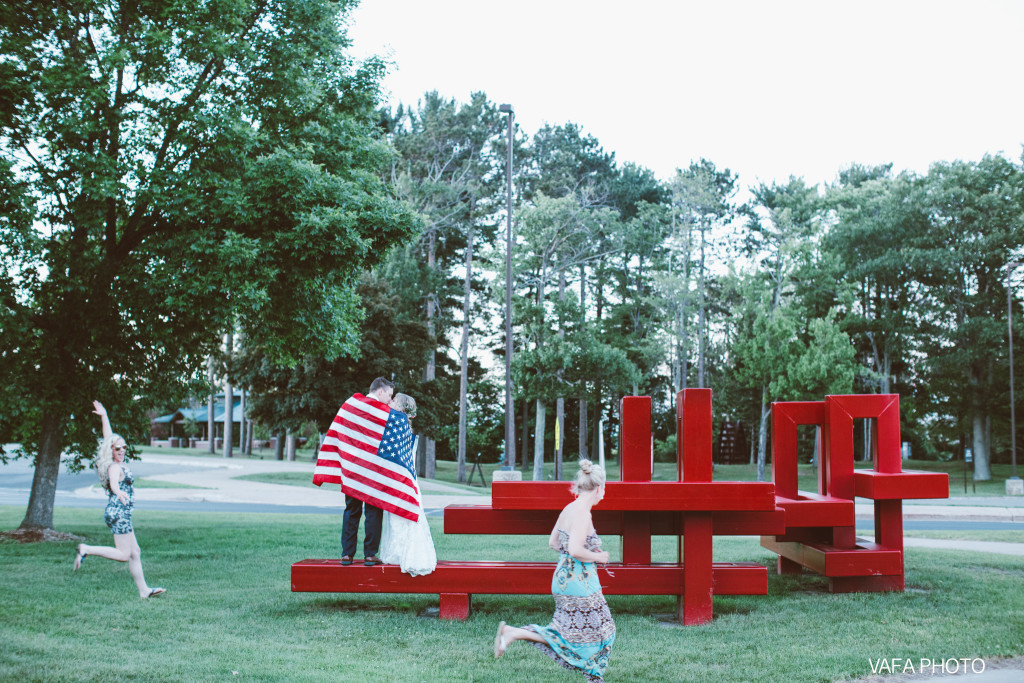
left=94, top=434, right=124, bottom=492
left=392, top=393, right=417, bottom=419
left=570, top=458, right=606, bottom=495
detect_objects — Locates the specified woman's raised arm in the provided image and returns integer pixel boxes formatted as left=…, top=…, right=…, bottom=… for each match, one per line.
left=92, top=401, right=113, bottom=440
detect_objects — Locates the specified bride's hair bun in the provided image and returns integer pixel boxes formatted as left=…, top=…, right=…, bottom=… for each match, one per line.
left=571, top=458, right=605, bottom=495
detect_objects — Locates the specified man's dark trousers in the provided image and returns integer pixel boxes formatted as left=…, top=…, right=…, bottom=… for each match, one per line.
left=341, top=494, right=383, bottom=558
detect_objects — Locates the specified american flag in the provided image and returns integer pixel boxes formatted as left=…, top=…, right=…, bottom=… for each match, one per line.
left=313, top=393, right=421, bottom=522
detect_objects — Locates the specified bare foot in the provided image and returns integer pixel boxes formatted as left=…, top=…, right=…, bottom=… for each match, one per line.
left=494, top=621, right=508, bottom=658
left=73, top=544, right=85, bottom=571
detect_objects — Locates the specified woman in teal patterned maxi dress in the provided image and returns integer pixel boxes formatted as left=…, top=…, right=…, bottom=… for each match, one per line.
left=494, top=459, right=615, bottom=681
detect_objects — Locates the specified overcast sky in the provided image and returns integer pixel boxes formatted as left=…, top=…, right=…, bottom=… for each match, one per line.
left=346, top=0, right=1024, bottom=192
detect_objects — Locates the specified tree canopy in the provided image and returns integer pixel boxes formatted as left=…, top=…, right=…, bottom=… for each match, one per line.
left=0, top=0, right=419, bottom=530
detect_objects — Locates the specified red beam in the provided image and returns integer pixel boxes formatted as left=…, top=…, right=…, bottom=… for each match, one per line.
left=853, top=470, right=949, bottom=500
left=443, top=506, right=786, bottom=536
left=620, top=396, right=652, bottom=481
left=759, top=538, right=902, bottom=577
left=770, top=401, right=826, bottom=499
left=678, top=389, right=713, bottom=482
left=491, top=481, right=776, bottom=511
left=681, top=512, right=713, bottom=625
left=774, top=493, right=855, bottom=527
left=291, top=560, right=767, bottom=596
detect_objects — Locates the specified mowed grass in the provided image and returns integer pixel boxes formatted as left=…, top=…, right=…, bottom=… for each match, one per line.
left=1, top=506, right=1023, bottom=682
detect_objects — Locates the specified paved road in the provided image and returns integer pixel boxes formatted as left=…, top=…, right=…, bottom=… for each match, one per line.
left=0, top=448, right=482, bottom=517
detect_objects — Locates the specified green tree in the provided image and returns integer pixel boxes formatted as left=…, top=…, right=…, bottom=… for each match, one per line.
left=823, top=166, right=929, bottom=396
left=516, top=122, right=620, bottom=467
left=234, top=271, right=434, bottom=442
left=669, top=159, right=739, bottom=388
left=521, top=123, right=616, bottom=202
left=606, top=201, right=671, bottom=395
left=515, top=192, right=609, bottom=479
left=0, top=0, right=417, bottom=531
left=732, top=177, right=856, bottom=480
left=917, top=156, right=1024, bottom=480
left=385, top=91, right=504, bottom=479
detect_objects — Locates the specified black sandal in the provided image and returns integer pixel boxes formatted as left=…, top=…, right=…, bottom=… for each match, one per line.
left=363, top=555, right=382, bottom=566
left=340, top=556, right=353, bottom=566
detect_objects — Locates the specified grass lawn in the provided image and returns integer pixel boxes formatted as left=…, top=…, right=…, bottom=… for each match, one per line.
left=1, top=506, right=1022, bottom=682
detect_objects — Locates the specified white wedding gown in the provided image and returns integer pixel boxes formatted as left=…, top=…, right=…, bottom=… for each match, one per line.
left=379, top=486, right=437, bottom=576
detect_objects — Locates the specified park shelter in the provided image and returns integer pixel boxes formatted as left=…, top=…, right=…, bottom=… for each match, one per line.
left=149, top=394, right=242, bottom=445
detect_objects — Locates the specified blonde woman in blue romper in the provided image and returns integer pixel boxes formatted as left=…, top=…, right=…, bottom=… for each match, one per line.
left=494, top=459, right=616, bottom=681
left=73, top=401, right=166, bottom=599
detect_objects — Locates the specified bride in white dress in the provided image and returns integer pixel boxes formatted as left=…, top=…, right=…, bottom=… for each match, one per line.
left=380, top=394, right=437, bottom=576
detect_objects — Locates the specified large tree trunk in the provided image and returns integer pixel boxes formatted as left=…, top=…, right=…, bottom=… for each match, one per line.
left=424, top=439, right=435, bottom=479
left=579, top=398, right=588, bottom=460
left=286, top=429, right=296, bottom=462
left=555, top=267, right=566, bottom=480
left=533, top=399, right=546, bottom=481
left=223, top=332, right=234, bottom=458
left=697, top=224, right=707, bottom=388
left=19, top=410, right=67, bottom=531
left=679, top=217, right=692, bottom=392
left=972, top=412, right=991, bottom=481
left=555, top=398, right=564, bottom=480
left=521, top=398, right=530, bottom=475
left=207, top=357, right=216, bottom=453
left=244, top=418, right=253, bottom=456
left=756, top=387, right=769, bottom=482
left=457, top=223, right=474, bottom=483
left=422, top=231, right=437, bottom=479
left=969, top=364, right=992, bottom=481
left=239, top=388, right=247, bottom=456
left=578, top=264, right=588, bottom=461
left=862, top=419, right=872, bottom=462
left=680, top=303, right=688, bottom=390
left=750, top=424, right=757, bottom=466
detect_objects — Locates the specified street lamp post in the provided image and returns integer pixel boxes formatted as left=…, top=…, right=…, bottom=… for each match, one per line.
left=499, top=103, right=516, bottom=469
left=1008, top=262, right=1023, bottom=495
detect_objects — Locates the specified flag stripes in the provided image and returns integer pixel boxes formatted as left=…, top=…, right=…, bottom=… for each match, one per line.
left=313, top=393, right=420, bottom=522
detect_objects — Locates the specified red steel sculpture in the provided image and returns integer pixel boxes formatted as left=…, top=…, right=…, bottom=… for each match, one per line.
left=292, top=390, right=948, bottom=623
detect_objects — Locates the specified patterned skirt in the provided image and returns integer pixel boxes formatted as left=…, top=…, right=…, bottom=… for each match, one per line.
left=104, top=501, right=133, bottom=535
left=526, top=554, right=615, bottom=681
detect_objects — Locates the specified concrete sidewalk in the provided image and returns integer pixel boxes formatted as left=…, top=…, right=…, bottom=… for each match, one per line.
left=856, top=500, right=1024, bottom=523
